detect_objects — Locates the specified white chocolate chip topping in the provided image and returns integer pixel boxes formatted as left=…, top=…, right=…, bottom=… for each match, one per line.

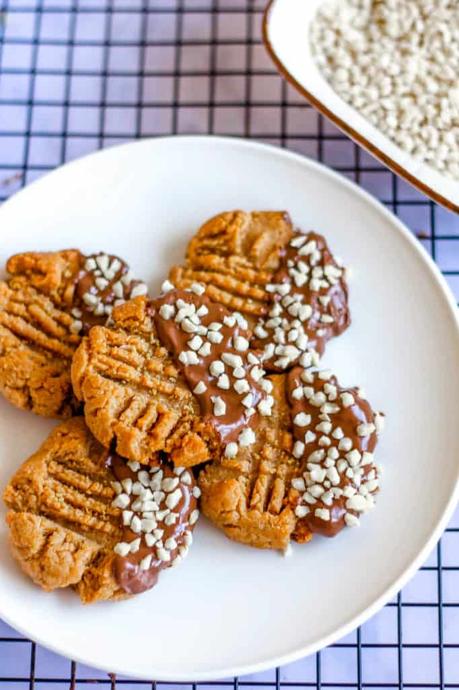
left=253, top=231, right=350, bottom=372
left=152, top=285, right=274, bottom=460
left=110, top=454, right=198, bottom=594
left=288, top=367, right=383, bottom=537
left=73, top=251, right=148, bottom=334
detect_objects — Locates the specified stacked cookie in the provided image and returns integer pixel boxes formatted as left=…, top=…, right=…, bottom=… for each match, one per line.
left=0, top=211, right=384, bottom=604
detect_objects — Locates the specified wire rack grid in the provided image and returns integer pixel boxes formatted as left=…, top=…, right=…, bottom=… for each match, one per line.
left=0, top=0, right=459, bottom=688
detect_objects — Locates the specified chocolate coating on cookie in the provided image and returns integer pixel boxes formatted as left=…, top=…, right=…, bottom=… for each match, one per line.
left=287, top=367, right=383, bottom=538
left=74, top=252, right=148, bottom=332
left=253, top=232, right=350, bottom=372
left=109, top=454, right=198, bottom=595
left=152, top=284, right=273, bottom=457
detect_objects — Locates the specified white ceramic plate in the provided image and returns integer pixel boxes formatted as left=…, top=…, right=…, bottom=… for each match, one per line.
left=0, top=136, right=458, bottom=681
left=263, top=0, right=459, bottom=213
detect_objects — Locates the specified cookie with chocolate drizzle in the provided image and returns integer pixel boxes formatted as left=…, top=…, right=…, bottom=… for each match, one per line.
left=0, top=249, right=147, bottom=418
left=3, top=417, right=198, bottom=602
left=198, top=367, right=383, bottom=551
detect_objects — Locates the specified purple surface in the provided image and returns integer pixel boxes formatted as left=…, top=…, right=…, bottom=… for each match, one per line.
left=0, top=0, right=459, bottom=685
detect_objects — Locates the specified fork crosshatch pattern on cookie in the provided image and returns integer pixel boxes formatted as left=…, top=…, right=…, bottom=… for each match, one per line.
left=198, top=374, right=300, bottom=551
left=0, top=250, right=147, bottom=418
left=71, top=295, right=217, bottom=467
left=3, top=418, right=199, bottom=602
left=169, top=210, right=294, bottom=319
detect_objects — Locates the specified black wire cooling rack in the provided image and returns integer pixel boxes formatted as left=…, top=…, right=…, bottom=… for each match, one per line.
left=0, top=1, right=459, bottom=687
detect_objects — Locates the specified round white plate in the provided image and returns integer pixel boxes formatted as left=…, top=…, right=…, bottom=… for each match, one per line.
left=0, top=136, right=458, bottom=681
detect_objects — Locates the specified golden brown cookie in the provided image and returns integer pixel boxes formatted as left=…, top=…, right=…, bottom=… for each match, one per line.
left=169, top=210, right=294, bottom=320
left=3, top=417, right=125, bottom=603
left=169, top=211, right=350, bottom=374
left=198, top=374, right=302, bottom=550
left=0, top=250, right=147, bottom=418
left=3, top=417, right=199, bottom=602
left=71, top=295, right=215, bottom=467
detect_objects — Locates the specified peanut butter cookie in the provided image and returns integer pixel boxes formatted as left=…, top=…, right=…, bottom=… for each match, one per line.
left=71, top=295, right=215, bottom=467
left=0, top=250, right=147, bottom=418
left=198, top=374, right=301, bottom=550
left=169, top=210, right=293, bottom=320
left=199, top=366, right=384, bottom=550
left=169, top=211, right=350, bottom=372
left=3, top=417, right=199, bottom=602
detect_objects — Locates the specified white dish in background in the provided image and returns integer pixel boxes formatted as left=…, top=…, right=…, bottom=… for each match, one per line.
left=263, top=0, right=459, bottom=213
left=0, top=136, right=458, bottom=680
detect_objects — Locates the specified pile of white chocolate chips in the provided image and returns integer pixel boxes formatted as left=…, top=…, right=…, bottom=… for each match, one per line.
left=310, top=0, right=459, bottom=179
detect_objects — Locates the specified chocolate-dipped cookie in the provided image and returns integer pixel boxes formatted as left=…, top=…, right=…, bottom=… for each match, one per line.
left=3, top=418, right=199, bottom=603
